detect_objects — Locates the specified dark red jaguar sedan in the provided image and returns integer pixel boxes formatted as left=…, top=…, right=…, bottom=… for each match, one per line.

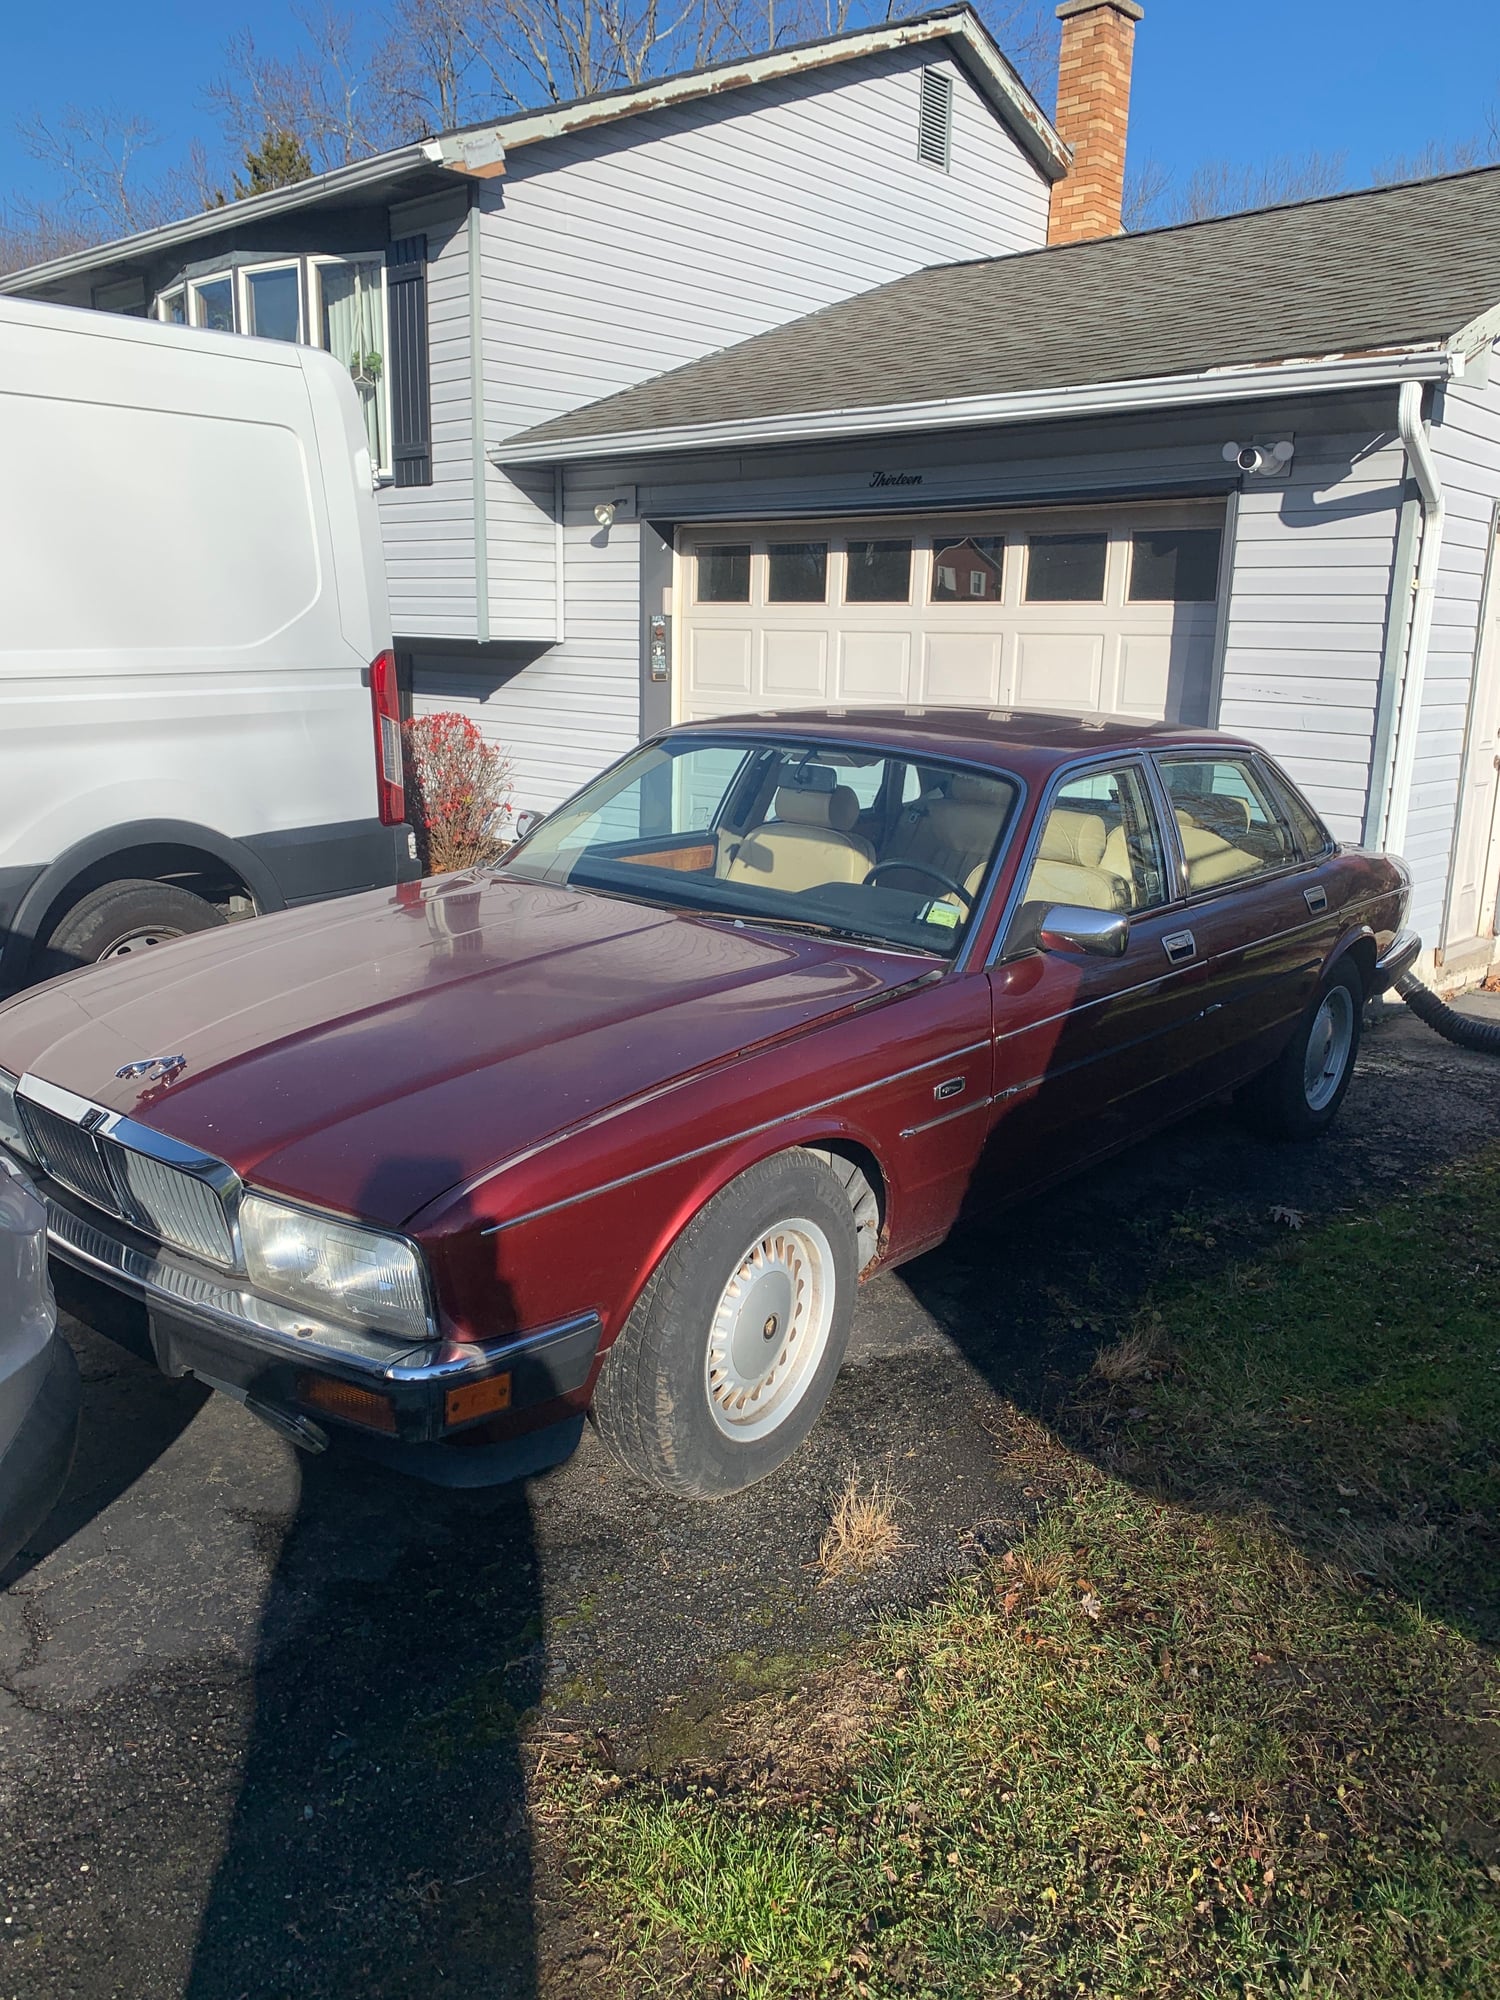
left=0, top=712, right=1417, bottom=1497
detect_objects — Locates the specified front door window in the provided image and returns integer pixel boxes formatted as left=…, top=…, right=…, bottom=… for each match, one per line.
left=1016, top=764, right=1168, bottom=918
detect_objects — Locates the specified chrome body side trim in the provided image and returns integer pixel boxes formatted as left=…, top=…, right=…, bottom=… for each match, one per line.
left=900, top=1096, right=994, bottom=1138
left=481, top=1038, right=993, bottom=1235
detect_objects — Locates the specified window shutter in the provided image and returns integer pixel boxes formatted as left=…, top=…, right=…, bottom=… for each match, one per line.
left=386, top=235, right=432, bottom=487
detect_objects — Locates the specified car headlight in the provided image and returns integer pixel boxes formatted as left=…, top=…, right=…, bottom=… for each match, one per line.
left=0, top=1069, right=35, bottom=1164
left=239, top=1192, right=433, bottom=1343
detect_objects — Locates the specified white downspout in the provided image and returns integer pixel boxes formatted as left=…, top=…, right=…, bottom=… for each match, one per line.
left=1382, top=378, right=1447, bottom=856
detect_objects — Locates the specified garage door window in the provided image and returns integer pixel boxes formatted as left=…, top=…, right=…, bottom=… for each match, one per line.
left=1025, top=533, right=1107, bottom=602
left=931, top=536, right=1004, bottom=602
left=696, top=546, right=751, bottom=603
left=768, top=543, right=828, bottom=602
left=845, top=539, right=912, bottom=603
left=1128, top=528, right=1222, bottom=602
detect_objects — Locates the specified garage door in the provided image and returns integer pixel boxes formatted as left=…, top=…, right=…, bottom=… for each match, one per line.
left=677, top=503, right=1225, bottom=726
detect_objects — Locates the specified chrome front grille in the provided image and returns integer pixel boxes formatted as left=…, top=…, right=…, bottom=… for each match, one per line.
left=15, top=1080, right=236, bottom=1269
left=17, top=1097, right=124, bottom=1216
left=113, top=1145, right=235, bottom=1266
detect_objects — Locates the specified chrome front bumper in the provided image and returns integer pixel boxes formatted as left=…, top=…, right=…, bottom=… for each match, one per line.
left=1373, top=927, right=1422, bottom=992
left=41, top=1179, right=601, bottom=1446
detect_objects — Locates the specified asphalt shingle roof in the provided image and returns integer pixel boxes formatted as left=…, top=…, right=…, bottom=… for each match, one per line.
left=501, top=166, right=1500, bottom=455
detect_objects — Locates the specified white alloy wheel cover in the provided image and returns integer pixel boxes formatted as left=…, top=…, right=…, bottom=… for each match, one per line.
left=705, top=1217, right=837, bottom=1442
left=1304, top=984, right=1355, bottom=1111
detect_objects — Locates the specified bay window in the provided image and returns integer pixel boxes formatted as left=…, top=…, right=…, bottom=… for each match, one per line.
left=313, top=258, right=387, bottom=466
left=155, top=251, right=391, bottom=472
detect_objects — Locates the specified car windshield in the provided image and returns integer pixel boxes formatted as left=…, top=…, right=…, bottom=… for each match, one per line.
left=498, top=735, right=1020, bottom=957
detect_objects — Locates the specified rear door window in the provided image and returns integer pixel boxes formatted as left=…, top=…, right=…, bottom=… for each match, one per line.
left=1157, top=756, right=1297, bottom=892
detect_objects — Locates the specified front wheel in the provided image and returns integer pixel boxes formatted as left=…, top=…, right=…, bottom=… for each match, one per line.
left=590, top=1150, right=858, bottom=1498
left=1237, top=960, right=1363, bottom=1140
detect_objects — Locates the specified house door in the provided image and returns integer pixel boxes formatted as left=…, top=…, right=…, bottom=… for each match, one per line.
left=1447, top=508, right=1500, bottom=953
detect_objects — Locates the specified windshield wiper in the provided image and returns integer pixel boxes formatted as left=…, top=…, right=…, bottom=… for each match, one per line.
left=689, top=908, right=937, bottom=956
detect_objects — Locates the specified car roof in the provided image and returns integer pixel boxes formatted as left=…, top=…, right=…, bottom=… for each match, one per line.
left=664, top=708, right=1246, bottom=777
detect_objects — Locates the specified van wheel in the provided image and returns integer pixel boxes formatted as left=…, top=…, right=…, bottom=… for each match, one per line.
left=43, top=879, right=226, bottom=975
left=590, top=1150, right=857, bottom=1499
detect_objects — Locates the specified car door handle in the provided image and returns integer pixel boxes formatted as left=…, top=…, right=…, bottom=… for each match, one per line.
left=1162, top=929, right=1197, bottom=965
left=1304, top=885, right=1328, bottom=914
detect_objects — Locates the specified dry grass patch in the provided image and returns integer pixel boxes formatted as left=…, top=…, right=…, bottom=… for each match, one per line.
left=818, top=1476, right=903, bottom=1583
left=1089, top=1309, right=1173, bottom=1391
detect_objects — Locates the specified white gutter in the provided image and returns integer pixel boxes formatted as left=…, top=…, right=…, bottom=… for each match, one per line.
left=0, top=143, right=457, bottom=296
left=492, top=347, right=1460, bottom=467
left=0, top=12, right=1063, bottom=300
left=468, top=201, right=490, bottom=644
left=1380, top=378, right=1448, bottom=858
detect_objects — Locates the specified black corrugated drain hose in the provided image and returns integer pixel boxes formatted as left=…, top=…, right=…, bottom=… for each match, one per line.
left=1395, top=973, right=1500, bottom=1054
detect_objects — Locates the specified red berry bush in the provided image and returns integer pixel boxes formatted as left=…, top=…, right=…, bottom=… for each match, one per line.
left=403, top=711, right=513, bottom=874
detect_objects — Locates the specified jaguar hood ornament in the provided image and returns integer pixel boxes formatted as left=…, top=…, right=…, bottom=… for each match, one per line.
left=115, top=1054, right=188, bottom=1086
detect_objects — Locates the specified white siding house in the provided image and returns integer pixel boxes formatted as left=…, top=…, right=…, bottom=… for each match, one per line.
left=2, top=8, right=1066, bottom=830
left=491, top=168, right=1500, bottom=986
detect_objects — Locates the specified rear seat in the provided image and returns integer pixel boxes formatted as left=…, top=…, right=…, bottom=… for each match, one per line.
left=1172, top=808, right=1261, bottom=890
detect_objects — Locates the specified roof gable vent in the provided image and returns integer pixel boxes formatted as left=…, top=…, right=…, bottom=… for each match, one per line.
left=918, top=68, right=953, bottom=172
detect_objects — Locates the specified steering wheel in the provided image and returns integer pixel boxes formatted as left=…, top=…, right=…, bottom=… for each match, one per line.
left=863, top=860, right=974, bottom=908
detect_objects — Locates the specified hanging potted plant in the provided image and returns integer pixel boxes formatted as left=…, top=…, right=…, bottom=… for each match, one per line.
left=348, top=348, right=382, bottom=391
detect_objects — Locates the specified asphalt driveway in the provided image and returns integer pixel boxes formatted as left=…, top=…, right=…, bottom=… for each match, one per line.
left=2, top=993, right=1498, bottom=1999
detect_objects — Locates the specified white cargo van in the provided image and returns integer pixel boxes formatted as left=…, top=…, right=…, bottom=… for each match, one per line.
left=0, top=297, right=417, bottom=991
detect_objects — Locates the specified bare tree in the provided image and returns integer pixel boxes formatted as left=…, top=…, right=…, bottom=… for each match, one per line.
left=0, top=201, right=95, bottom=277
left=1125, top=149, right=1350, bottom=230
left=16, top=107, right=178, bottom=238
left=1375, top=130, right=1500, bottom=185
left=206, top=11, right=414, bottom=172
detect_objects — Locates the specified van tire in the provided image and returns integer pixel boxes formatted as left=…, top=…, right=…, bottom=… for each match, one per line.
left=42, top=879, right=226, bottom=976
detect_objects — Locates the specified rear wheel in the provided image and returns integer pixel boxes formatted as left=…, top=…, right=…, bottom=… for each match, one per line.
left=1237, top=960, right=1363, bottom=1139
left=42, top=879, right=226, bottom=977
left=590, top=1150, right=858, bottom=1499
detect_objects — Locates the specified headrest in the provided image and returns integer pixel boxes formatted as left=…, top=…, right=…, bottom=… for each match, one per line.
left=773, top=784, right=860, bottom=834
left=946, top=773, right=999, bottom=805
left=1175, top=794, right=1252, bottom=833
left=1039, top=809, right=1107, bottom=867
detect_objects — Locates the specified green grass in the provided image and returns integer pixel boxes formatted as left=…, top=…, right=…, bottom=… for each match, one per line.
left=553, top=1152, right=1500, bottom=1998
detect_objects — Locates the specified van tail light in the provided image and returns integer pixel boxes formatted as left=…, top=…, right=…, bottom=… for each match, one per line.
left=369, top=649, right=405, bottom=826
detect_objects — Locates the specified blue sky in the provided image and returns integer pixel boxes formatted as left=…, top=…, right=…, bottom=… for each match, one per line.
left=1, top=0, right=1497, bottom=211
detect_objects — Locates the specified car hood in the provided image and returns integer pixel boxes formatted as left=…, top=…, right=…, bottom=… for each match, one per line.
left=0, top=876, right=928, bottom=1226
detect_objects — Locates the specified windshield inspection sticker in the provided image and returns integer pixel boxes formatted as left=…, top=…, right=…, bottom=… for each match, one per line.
left=919, top=900, right=961, bottom=929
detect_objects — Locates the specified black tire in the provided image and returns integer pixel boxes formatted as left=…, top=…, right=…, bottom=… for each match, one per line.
left=1237, top=960, right=1363, bottom=1140
left=42, top=878, right=226, bottom=978
left=590, top=1149, right=858, bottom=1499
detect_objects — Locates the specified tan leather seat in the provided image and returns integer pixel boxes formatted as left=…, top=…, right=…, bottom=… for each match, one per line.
left=880, top=773, right=1004, bottom=892
left=1022, top=809, right=1130, bottom=913
left=1169, top=808, right=1260, bottom=890
left=723, top=784, right=874, bottom=892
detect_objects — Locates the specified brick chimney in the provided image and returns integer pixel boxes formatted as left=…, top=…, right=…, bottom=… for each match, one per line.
left=1048, top=0, right=1143, bottom=246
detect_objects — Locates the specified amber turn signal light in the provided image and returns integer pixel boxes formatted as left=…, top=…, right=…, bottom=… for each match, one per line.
left=296, top=1373, right=398, bottom=1434
left=444, top=1373, right=512, bottom=1429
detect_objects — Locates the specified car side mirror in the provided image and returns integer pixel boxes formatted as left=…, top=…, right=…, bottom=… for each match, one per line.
left=1037, top=905, right=1130, bottom=959
left=513, top=809, right=544, bottom=843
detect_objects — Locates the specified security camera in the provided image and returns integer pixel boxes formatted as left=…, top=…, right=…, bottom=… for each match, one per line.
left=1222, top=439, right=1295, bottom=477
